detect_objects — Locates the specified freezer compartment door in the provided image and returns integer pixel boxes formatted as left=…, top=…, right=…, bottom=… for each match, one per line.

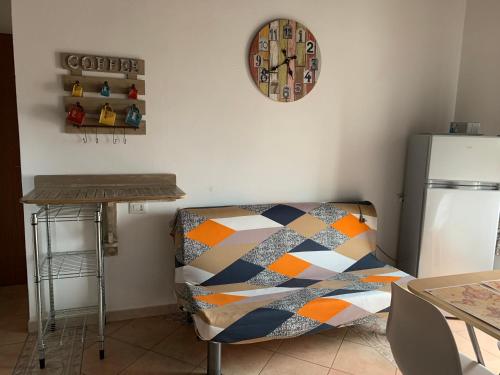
left=418, top=187, right=500, bottom=278
left=428, top=136, right=500, bottom=183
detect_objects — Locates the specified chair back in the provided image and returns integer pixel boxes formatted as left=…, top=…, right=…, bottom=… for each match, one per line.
left=387, top=283, right=463, bottom=375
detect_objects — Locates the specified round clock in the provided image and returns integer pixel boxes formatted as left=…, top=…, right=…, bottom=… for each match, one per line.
left=249, top=19, right=320, bottom=102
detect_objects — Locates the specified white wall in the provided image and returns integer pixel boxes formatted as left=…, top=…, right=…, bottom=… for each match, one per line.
left=12, top=0, right=466, bottom=318
left=455, top=0, right=500, bottom=136
left=0, top=0, right=11, bottom=33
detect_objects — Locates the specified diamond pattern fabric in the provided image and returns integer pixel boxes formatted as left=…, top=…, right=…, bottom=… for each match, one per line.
left=174, top=202, right=411, bottom=344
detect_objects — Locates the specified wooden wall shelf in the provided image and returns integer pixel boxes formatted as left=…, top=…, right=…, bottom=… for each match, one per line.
left=64, top=97, right=146, bottom=114
left=66, top=121, right=146, bottom=135
left=63, top=75, right=145, bottom=95
left=61, top=52, right=147, bottom=136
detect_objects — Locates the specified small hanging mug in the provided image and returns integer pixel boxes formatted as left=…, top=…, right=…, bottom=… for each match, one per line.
left=71, top=80, right=83, bottom=97
left=125, top=104, right=142, bottom=127
left=128, top=84, right=138, bottom=99
left=67, top=102, right=85, bottom=126
left=99, top=103, right=116, bottom=126
left=100, top=81, right=111, bottom=97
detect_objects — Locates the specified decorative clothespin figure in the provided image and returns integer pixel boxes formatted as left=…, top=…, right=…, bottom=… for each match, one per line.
left=128, top=84, right=138, bottom=99
left=100, top=81, right=111, bottom=97
left=66, top=102, right=85, bottom=126
left=71, top=80, right=83, bottom=97
left=125, top=104, right=142, bottom=127
left=99, top=103, right=116, bottom=126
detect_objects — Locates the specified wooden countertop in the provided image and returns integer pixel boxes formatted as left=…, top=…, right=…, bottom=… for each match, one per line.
left=21, top=174, right=185, bottom=204
left=408, top=270, right=500, bottom=340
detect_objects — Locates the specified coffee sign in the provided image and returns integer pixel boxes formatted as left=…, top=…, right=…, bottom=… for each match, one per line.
left=61, top=53, right=145, bottom=75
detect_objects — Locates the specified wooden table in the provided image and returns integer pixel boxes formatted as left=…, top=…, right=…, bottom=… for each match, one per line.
left=21, top=174, right=186, bottom=255
left=21, top=174, right=185, bottom=204
left=408, top=270, right=500, bottom=365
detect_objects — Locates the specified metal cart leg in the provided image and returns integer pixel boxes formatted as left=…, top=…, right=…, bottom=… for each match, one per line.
left=95, top=205, right=105, bottom=360
left=207, top=341, right=222, bottom=375
left=32, top=213, right=46, bottom=369
left=466, top=323, right=485, bottom=365
left=45, top=205, right=56, bottom=332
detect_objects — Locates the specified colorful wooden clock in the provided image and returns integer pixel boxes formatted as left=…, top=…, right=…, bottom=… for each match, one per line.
left=249, top=19, right=320, bottom=102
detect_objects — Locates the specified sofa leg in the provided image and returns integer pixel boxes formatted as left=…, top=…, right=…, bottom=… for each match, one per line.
left=207, top=341, right=221, bottom=375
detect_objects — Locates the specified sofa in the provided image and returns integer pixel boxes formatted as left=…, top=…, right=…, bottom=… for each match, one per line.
left=173, top=201, right=411, bottom=375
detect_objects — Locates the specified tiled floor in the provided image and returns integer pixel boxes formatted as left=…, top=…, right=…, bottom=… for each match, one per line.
left=1, top=284, right=499, bottom=375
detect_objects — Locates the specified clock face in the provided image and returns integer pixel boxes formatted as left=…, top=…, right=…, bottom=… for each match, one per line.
left=249, top=19, right=320, bottom=102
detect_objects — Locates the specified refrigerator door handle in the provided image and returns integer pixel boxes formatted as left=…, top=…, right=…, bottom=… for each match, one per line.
left=427, top=179, right=499, bottom=191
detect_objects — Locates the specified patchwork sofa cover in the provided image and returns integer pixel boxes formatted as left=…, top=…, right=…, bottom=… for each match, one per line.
left=174, top=202, right=411, bottom=344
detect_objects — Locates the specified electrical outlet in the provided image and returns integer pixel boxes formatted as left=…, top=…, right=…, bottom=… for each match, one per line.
left=129, top=202, right=146, bottom=214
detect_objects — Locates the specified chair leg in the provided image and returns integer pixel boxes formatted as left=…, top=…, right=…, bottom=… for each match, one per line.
left=207, top=341, right=221, bottom=375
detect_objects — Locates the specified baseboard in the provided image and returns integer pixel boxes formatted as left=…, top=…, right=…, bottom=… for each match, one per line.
left=28, top=303, right=179, bottom=333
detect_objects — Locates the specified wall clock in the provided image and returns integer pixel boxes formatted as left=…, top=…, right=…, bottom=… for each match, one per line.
left=249, top=19, right=320, bottom=102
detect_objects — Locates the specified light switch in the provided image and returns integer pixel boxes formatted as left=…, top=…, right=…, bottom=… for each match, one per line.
left=129, top=202, right=146, bottom=214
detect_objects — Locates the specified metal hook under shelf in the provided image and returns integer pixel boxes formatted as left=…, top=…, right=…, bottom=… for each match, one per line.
left=82, top=128, right=88, bottom=144
left=112, top=127, right=119, bottom=144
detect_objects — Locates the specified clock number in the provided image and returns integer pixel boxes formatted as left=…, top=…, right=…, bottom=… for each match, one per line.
left=306, top=40, right=315, bottom=54
left=283, top=85, right=290, bottom=99
left=283, top=25, right=292, bottom=39
left=269, top=28, right=278, bottom=41
left=260, top=68, right=269, bottom=83
left=259, top=38, right=269, bottom=51
left=254, top=54, right=262, bottom=68
left=270, top=82, right=278, bottom=94
left=311, top=58, right=319, bottom=71
left=304, top=70, right=313, bottom=84
left=296, top=29, right=305, bottom=43
left=294, top=82, right=302, bottom=94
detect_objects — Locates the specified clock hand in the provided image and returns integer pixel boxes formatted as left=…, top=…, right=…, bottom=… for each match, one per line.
left=270, top=60, right=287, bottom=72
left=269, top=55, right=297, bottom=72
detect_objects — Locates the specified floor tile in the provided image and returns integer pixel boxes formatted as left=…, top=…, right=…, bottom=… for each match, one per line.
left=190, top=368, right=205, bottom=374
left=82, top=337, right=146, bottom=374
left=343, top=328, right=370, bottom=346
left=455, top=327, right=500, bottom=357
left=88, top=319, right=133, bottom=336
left=0, top=313, right=28, bottom=346
left=198, top=343, right=274, bottom=375
left=260, top=353, right=330, bottom=375
left=0, top=342, right=24, bottom=375
left=333, top=340, right=396, bottom=375
left=446, top=318, right=467, bottom=334
left=278, top=333, right=342, bottom=367
left=152, top=324, right=206, bottom=366
left=320, top=327, right=348, bottom=340
left=110, top=315, right=181, bottom=349
left=453, top=333, right=500, bottom=373
left=122, top=351, right=195, bottom=374
left=257, top=339, right=282, bottom=352
left=328, top=369, right=352, bottom=375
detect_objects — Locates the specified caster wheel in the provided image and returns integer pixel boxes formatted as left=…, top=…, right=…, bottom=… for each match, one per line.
left=39, top=358, right=45, bottom=369
left=99, top=349, right=105, bottom=360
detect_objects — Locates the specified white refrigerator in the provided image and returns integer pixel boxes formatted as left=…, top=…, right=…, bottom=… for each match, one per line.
left=398, top=134, right=500, bottom=278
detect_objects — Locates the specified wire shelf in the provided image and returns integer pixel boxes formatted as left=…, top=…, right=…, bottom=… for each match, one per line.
left=42, top=306, right=98, bottom=336
left=40, top=250, right=97, bottom=280
left=36, top=204, right=100, bottom=222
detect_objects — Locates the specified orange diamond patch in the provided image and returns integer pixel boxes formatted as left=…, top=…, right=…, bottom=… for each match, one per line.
left=195, top=293, right=247, bottom=306
left=186, top=220, right=235, bottom=247
left=360, top=275, right=401, bottom=283
left=332, top=214, right=370, bottom=238
left=297, top=297, right=351, bottom=322
left=268, top=253, right=311, bottom=277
